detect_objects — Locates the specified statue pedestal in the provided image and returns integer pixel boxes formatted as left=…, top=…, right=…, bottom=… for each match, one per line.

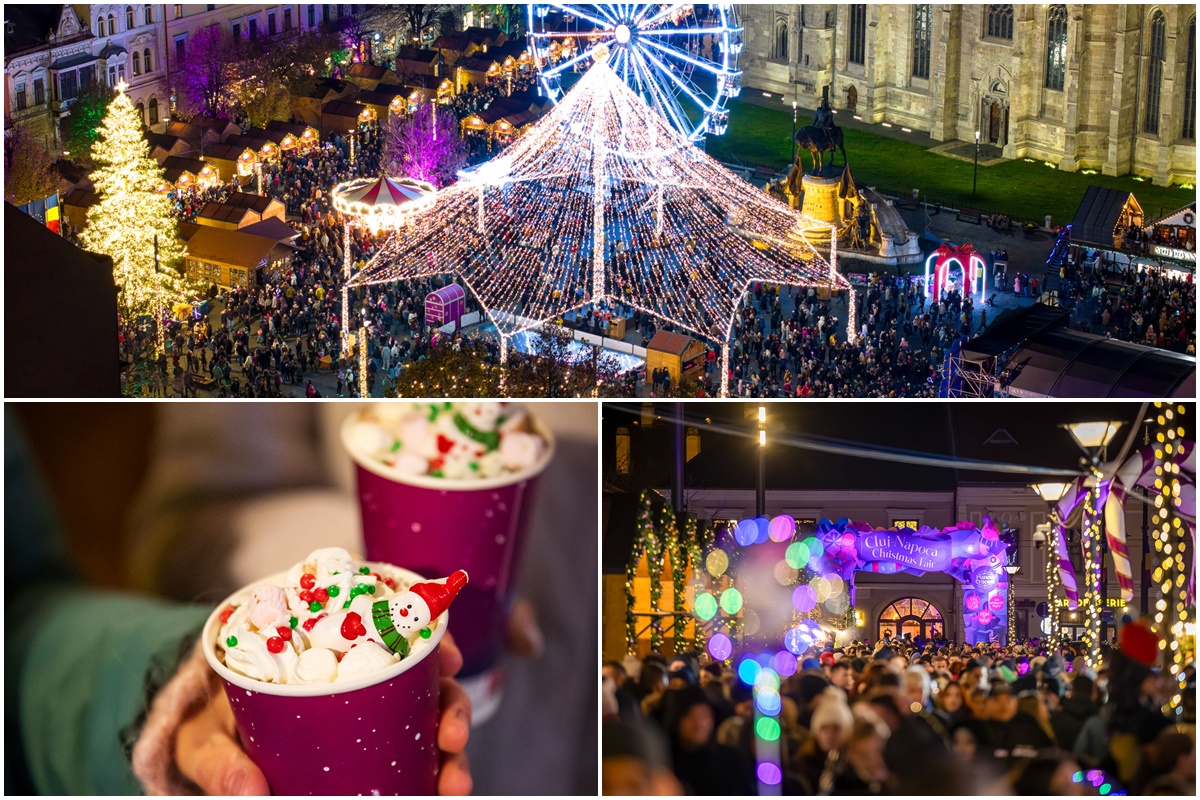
left=798, top=173, right=842, bottom=243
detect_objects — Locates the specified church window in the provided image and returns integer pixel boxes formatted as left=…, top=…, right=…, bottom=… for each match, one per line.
left=774, top=19, right=788, bottom=60
left=1144, top=10, right=1166, bottom=135
left=986, top=4, right=1014, bottom=40
left=913, top=4, right=931, bottom=79
left=1045, top=5, right=1068, bottom=90
left=1183, top=17, right=1196, bottom=140
left=848, top=4, right=867, bottom=65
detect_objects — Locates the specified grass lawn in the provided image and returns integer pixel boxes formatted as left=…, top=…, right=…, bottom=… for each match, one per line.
left=704, top=99, right=1195, bottom=226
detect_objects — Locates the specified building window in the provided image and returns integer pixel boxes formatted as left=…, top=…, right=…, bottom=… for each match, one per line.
left=848, top=5, right=867, bottom=65
left=1183, top=17, right=1196, bottom=140
left=878, top=598, right=943, bottom=641
left=174, top=5, right=183, bottom=20
left=149, top=97, right=159, bottom=124
left=232, top=21, right=241, bottom=40
left=912, top=4, right=931, bottom=79
left=892, top=519, right=920, bottom=530
left=135, top=101, right=145, bottom=124
left=144, top=48, right=153, bottom=73
left=268, top=11, right=276, bottom=36
left=986, top=4, right=1014, bottom=40
left=774, top=20, right=788, bottom=60
left=34, top=78, right=44, bottom=105
left=249, top=17, right=258, bottom=40
left=174, top=35, right=187, bottom=62
left=308, top=5, right=316, bottom=29
left=1045, top=5, right=1068, bottom=90
left=144, top=5, right=152, bottom=26
left=60, top=71, right=79, bottom=102
left=98, top=20, right=105, bottom=37
left=133, top=51, right=141, bottom=75
left=108, top=65, right=118, bottom=86
left=15, top=82, right=26, bottom=110
left=79, top=65, right=95, bottom=87
left=1144, top=10, right=1166, bottom=135
left=107, top=14, right=116, bottom=36
left=126, top=6, right=135, bottom=29
left=119, top=63, right=126, bottom=83
left=284, top=7, right=292, bottom=31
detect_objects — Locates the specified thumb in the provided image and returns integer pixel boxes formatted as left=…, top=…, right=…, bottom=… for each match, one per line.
left=188, top=733, right=270, bottom=796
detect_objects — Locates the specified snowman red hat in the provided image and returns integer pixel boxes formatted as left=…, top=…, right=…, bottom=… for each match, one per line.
left=409, top=570, right=469, bottom=621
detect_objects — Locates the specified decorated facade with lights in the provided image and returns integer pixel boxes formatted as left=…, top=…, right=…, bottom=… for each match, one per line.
left=349, top=59, right=850, bottom=396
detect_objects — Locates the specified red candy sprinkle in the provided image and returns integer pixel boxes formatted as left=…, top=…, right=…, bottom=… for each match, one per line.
left=384, top=578, right=397, bottom=590
left=277, top=627, right=292, bottom=641
left=298, top=590, right=314, bottom=603
left=218, top=605, right=237, bottom=624
left=341, top=611, right=368, bottom=640
left=314, top=587, right=329, bottom=603
left=302, top=618, right=318, bottom=632
left=266, top=637, right=285, bottom=654
left=429, top=457, right=445, bottom=471
left=335, top=651, right=345, bottom=662
left=436, top=434, right=455, bottom=454
left=299, top=573, right=316, bottom=589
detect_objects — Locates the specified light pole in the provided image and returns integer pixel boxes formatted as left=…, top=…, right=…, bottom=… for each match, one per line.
left=1005, top=563, right=1020, bottom=644
left=791, top=100, right=798, bottom=164
left=1063, top=421, right=1122, bottom=667
left=1031, top=481, right=1072, bottom=649
left=756, top=406, right=766, bottom=518
left=972, top=130, right=980, bottom=199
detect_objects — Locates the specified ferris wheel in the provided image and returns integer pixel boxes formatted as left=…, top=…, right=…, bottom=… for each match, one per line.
left=528, top=4, right=743, bottom=142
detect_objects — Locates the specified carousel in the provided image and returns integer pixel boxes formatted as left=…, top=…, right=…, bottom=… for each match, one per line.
left=330, top=175, right=438, bottom=385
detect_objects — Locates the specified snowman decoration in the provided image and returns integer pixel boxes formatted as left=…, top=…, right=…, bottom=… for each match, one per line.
left=429, top=402, right=505, bottom=479
left=309, top=570, right=468, bottom=657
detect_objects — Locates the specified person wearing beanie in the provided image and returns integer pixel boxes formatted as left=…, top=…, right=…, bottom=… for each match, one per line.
left=794, top=687, right=854, bottom=793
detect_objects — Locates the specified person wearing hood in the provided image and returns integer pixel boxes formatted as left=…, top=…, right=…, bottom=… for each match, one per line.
left=662, top=686, right=755, bottom=796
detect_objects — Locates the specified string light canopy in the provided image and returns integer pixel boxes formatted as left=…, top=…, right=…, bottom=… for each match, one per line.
left=331, top=175, right=438, bottom=232
left=347, top=59, right=850, bottom=395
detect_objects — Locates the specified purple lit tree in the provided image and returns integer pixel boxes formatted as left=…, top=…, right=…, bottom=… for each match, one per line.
left=382, top=102, right=467, bottom=188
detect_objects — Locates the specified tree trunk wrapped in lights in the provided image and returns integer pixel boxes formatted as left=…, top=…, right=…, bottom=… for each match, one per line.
left=80, top=83, right=189, bottom=321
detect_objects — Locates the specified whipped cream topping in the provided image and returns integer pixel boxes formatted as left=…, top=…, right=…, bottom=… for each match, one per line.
left=214, top=547, right=458, bottom=685
left=348, top=402, right=547, bottom=480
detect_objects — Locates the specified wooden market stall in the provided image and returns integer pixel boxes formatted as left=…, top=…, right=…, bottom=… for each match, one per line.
left=160, top=156, right=220, bottom=192
left=61, top=187, right=98, bottom=233
left=346, top=61, right=397, bottom=91
left=196, top=192, right=286, bottom=230
left=201, top=143, right=258, bottom=183
left=264, top=120, right=320, bottom=154
left=645, top=331, right=707, bottom=385
left=321, top=99, right=370, bottom=137
left=185, top=226, right=293, bottom=290
left=224, top=131, right=281, bottom=165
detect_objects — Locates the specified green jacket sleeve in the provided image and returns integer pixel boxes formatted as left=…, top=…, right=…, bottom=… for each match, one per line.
left=15, top=590, right=209, bottom=795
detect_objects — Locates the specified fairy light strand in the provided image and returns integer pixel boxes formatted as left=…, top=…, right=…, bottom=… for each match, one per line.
left=1150, top=402, right=1189, bottom=717
left=347, top=61, right=848, bottom=392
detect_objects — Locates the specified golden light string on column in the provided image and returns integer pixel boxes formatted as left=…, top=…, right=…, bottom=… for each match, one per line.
left=1150, top=402, right=1189, bottom=717
left=1081, top=482, right=1103, bottom=667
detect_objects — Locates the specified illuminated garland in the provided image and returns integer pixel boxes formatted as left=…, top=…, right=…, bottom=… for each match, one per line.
left=348, top=61, right=849, bottom=396
left=1046, top=516, right=1064, bottom=647
left=664, top=507, right=688, bottom=654
left=1150, top=402, right=1189, bottom=717
left=644, top=507, right=665, bottom=652
left=1081, top=483, right=1103, bottom=667
left=625, top=490, right=652, bottom=654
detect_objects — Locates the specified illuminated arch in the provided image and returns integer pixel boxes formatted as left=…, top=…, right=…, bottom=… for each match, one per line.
left=925, top=242, right=987, bottom=304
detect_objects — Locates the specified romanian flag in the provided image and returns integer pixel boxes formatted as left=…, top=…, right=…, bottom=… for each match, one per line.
left=44, top=192, right=60, bottom=234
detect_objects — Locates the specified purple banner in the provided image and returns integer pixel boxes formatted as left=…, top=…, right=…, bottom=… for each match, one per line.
left=859, top=531, right=952, bottom=572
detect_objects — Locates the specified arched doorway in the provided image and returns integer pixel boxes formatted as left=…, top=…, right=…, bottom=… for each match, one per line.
left=878, top=597, right=943, bottom=642
left=988, top=101, right=1002, bottom=142
left=847, top=84, right=858, bottom=113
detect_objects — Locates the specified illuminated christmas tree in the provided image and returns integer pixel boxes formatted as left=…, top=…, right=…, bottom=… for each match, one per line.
left=81, top=82, right=188, bottom=321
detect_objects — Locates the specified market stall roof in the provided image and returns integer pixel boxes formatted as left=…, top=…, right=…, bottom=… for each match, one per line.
left=647, top=331, right=693, bottom=356
left=961, top=304, right=1072, bottom=360
left=239, top=216, right=300, bottom=246
left=1069, top=185, right=1142, bottom=246
left=186, top=226, right=282, bottom=269
left=1003, top=328, right=1195, bottom=398
left=1147, top=202, right=1197, bottom=228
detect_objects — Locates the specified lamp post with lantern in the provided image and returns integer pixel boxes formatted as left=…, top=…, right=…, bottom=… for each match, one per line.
left=1031, top=481, right=1072, bottom=648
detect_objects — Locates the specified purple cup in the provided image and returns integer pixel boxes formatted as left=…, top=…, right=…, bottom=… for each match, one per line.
left=202, top=565, right=446, bottom=796
left=342, top=410, right=554, bottom=713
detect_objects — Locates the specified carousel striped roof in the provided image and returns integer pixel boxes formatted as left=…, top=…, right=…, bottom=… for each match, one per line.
left=331, top=176, right=437, bottom=217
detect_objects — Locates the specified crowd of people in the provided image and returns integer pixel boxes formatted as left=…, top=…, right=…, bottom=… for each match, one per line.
left=1057, top=252, right=1196, bottom=355
left=603, top=621, right=1196, bottom=796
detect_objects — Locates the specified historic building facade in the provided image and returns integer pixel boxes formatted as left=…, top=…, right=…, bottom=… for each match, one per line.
left=738, top=4, right=1196, bottom=185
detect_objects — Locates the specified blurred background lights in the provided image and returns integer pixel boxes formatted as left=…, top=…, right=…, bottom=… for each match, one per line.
left=785, top=541, right=810, bottom=569
left=738, top=656, right=762, bottom=685
left=705, top=549, right=729, bottom=577
left=707, top=632, right=732, bottom=661
left=756, top=763, right=782, bottom=786
left=754, top=717, right=781, bottom=742
left=772, top=650, right=798, bottom=677
left=734, top=518, right=758, bottom=546
left=755, top=689, right=782, bottom=715
left=773, top=560, right=799, bottom=585
left=694, top=592, right=718, bottom=621
left=768, top=514, right=796, bottom=542
left=792, top=584, right=817, bottom=613
left=720, top=587, right=744, bottom=615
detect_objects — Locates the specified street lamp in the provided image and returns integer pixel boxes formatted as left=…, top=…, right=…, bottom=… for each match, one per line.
left=1005, top=563, right=1020, bottom=644
left=791, top=100, right=798, bottom=164
left=1031, top=481, right=1072, bottom=647
left=1063, top=420, right=1122, bottom=665
left=756, top=406, right=766, bottom=517
left=972, top=130, right=980, bottom=198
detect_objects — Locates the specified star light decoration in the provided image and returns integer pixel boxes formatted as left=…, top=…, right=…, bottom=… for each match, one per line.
left=347, top=59, right=852, bottom=395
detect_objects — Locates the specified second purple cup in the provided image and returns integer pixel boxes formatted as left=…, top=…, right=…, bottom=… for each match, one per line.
left=342, top=407, right=554, bottom=720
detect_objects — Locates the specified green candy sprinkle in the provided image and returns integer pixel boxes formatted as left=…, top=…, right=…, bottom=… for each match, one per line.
left=428, top=405, right=439, bottom=421
left=359, top=566, right=371, bottom=575
left=431, top=469, right=444, bottom=478
left=343, top=600, right=351, bottom=609
left=366, top=584, right=377, bottom=595
left=327, top=585, right=341, bottom=597
left=468, top=462, right=479, bottom=471
left=289, top=616, right=298, bottom=629
left=309, top=600, right=323, bottom=613
left=390, top=440, right=402, bottom=452
left=226, top=636, right=238, bottom=648
left=419, top=627, right=432, bottom=639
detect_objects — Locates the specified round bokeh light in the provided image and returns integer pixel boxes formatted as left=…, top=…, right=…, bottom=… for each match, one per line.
left=706, top=549, right=729, bottom=577
left=707, top=632, right=733, bottom=661
left=792, top=584, right=817, bottom=613
left=768, top=514, right=796, bottom=542
left=694, top=592, right=718, bottom=621
left=720, top=587, right=744, bottom=615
